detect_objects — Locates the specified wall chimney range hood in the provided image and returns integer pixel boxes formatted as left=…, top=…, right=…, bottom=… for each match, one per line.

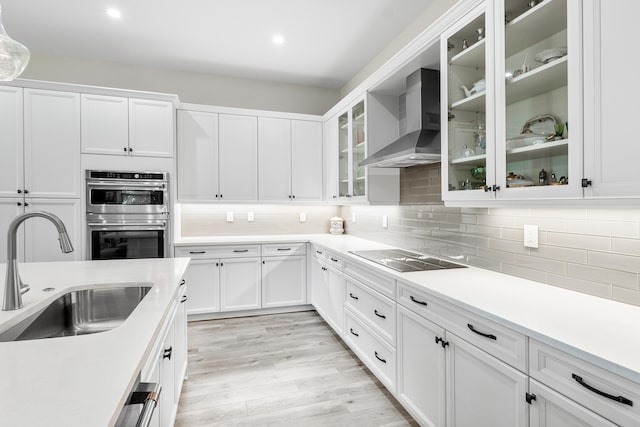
left=360, top=68, right=441, bottom=168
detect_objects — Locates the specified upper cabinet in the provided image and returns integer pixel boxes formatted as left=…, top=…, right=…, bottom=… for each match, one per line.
left=583, top=0, right=640, bottom=199
left=290, top=120, right=323, bottom=201
left=337, top=98, right=367, bottom=200
left=442, top=0, right=583, bottom=202
left=218, top=114, right=258, bottom=202
left=0, top=86, right=24, bottom=198
left=81, top=94, right=174, bottom=158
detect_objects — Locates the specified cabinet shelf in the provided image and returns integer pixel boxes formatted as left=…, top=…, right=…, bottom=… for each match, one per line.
left=450, top=91, right=486, bottom=113
left=354, top=141, right=365, bottom=149
left=355, top=176, right=366, bottom=181
left=450, top=153, right=487, bottom=165
left=340, top=122, right=349, bottom=129
left=354, top=112, right=365, bottom=121
left=505, top=0, right=567, bottom=56
left=341, top=148, right=349, bottom=154
left=450, top=38, right=486, bottom=68
left=506, top=138, right=568, bottom=161
left=506, top=56, right=567, bottom=105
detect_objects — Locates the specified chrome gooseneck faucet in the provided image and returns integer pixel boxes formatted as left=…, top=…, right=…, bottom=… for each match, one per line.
left=3, top=211, right=74, bottom=311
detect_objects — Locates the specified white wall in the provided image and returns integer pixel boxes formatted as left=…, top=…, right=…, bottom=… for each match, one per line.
left=21, top=53, right=340, bottom=115
left=340, top=0, right=458, bottom=97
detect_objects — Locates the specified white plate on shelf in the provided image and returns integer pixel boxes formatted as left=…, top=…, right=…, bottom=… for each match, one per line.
left=535, top=47, right=567, bottom=64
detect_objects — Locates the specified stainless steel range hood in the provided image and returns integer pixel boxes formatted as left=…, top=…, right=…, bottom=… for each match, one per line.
left=360, top=68, right=441, bottom=168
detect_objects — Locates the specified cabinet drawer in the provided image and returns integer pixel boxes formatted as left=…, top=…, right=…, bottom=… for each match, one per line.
left=326, top=251, right=343, bottom=269
left=530, top=339, right=640, bottom=427
left=262, top=242, right=306, bottom=257
left=176, top=244, right=260, bottom=259
left=398, top=281, right=527, bottom=372
left=311, top=245, right=328, bottom=261
left=345, top=277, right=396, bottom=346
left=344, top=258, right=396, bottom=300
left=345, top=309, right=396, bottom=394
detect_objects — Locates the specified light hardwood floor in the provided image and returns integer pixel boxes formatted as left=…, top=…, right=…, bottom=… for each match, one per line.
left=175, top=311, right=418, bottom=427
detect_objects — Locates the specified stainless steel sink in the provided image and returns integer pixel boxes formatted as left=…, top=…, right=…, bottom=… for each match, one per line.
left=0, top=285, right=151, bottom=342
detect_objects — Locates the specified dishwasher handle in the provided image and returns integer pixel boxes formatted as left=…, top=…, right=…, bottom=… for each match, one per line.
left=128, top=382, right=161, bottom=427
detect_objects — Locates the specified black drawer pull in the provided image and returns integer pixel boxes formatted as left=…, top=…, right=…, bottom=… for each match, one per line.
left=349, top=293, right=359, bottom=300
left=330, top=257, right=338, bottom=262
left=350, top=328, right=359, bottom=337
left=572, top=374, right=633, bottom=406
left=374, top=309, right=386, bottom=319
left=180, top=295, right=188, bottom=303
left=467, top=323, right=497, bottom=340
left=189, top=251, right=205, bottom=254
left=321, top=266, right=327, bottom=271
left=277, top=248, right=291, bottom=251
left=233, top=249, right=249, bottom=253
left=374, top=351, right=387, bottom=364
left=410, top=295, right=427, bottom=306
left=316, top=250, right=323, bottom=255
left=163, top=347, right=172, bottom=360
left=179, top=279, right=185, bottom=286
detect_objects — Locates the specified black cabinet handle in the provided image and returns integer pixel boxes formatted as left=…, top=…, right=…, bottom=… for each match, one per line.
left=350, top=328, right=359, bottom=337
left=189, top=251, right=206, bottom=254
left=292, top=195, right=295, bottom=199
left=17, top=189, right=21, bottom=194
left=349, top=293, right=359, bottom=300
left=180, top=295, right=188, bottom=303
left=220, top=194, right=223, bottom=198
left=179, top=279, right=185, bottom=286
left=220, top=262, right=223, bottom=267
left=123, top=147, right=127, bottom=152
left=215, top=262, right=219, bottom=267
left=24, top=189, right=28, bottom=194
left=467, top=323, right=497, bottom=340
left=277, top=248, right=292, bottom=251
left=321, top=266, right=327, bottom=271
left=24, top=202, right=29, bottom=207
left=163, top=347, right=172, bottom=360
left=374, top=309, right=386, bottom=319
left=410, top=295, right=427, bottom=306
left=374, top=351, right=386, bottom=364
left=330, top=257, right=338, bottom=262
left=233, top=249, right=249, bottom=253
left=435, top=336, right=449, bottom=348
left=572, top=374, right=633, bottom=406
left=17, top=202, right=22, bottom=206
left=316, top=250, right=323, bottom=255
left=215, top=194, right=219, bottom=198
left=129, top=147, right=133, bottom=152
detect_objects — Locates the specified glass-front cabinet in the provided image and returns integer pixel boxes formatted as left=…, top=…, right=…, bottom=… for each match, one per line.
left=337, top=98, right=367, bottom=200
left=442, top=0, right=582, bottom=202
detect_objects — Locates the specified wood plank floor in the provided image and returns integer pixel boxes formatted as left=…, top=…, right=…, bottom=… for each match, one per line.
left=175, top=311, right=418, bottom=427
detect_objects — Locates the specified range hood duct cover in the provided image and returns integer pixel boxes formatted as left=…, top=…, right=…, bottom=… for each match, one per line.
left=360, top=68, right=441, bottom=168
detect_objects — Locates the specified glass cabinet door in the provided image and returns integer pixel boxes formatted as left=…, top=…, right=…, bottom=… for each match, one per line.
left=351, top=100, right=366, bottom=197
left=442, top=3, right=496, bottom=201
left=496, top=0, right=582, bottom=199
left=338, top=111, right=350, bottom=197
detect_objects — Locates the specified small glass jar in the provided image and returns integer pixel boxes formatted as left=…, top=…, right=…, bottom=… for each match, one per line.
left=329, top=216, right=344, bottom=234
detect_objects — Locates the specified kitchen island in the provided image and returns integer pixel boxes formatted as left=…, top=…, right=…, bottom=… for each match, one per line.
left=0, top=257, right=190, bottom=427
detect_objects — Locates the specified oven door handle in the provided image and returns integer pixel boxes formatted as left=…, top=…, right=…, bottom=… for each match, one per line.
left=88, top=222, right=167, bottom=228
left=87, top=181, right=166, bottom=189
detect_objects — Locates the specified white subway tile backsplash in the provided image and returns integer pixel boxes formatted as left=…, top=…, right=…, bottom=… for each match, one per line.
left=612, top=238, right=640, bottom=256
left=586, top=208, right=640, bottom=221
left=502, top=263, right=548, bottom=282
left=547, top=274, right=613, bottom=299
left=567, top=219, right=639, bottom=238
left=514, top=254, right=566, bottom=275
left=546, top=232, right=611, bottom=252
left=513, top=216, right=567, bottom=232
left=530, top=208, right=587, bottom=220
left=566, top=263, right=638, bottom=290
left=612, top=288, right=640, bottom=307
left=488, top=238, right=531, bottom=255
left=588, top=251, right=640, bottom=273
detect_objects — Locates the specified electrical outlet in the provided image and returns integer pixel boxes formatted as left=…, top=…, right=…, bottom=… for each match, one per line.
left=299, top=212, right=307, bottom=222
left=523, top=224, right=539, bottom=248
left=226, top=211, right=234, bottom=222
left=352, top=212, right=356, bottom=223
left=247, top=212, right=254, bottom=222
left=382, top=215, right=388, bottom=228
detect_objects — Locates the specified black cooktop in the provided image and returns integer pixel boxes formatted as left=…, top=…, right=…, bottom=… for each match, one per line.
left=349, top=249, right=467, bottom=272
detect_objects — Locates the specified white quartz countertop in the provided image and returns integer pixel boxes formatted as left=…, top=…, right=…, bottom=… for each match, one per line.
left=175, top=234, right=640, bottom=383
left=0, top=258, right=190, bottom=427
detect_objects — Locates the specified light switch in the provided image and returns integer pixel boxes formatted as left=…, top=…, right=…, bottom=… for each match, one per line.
left=247, top=212, right=254, bottom=222
left=352, top=212, right=356, bottom=223
left=226, top=211, right=234, bottom=222
left=299, top=212, right=307, bottom=222
left=523, top=224, right=539, bottom=248
left=382, top=215, right=388, bottom=229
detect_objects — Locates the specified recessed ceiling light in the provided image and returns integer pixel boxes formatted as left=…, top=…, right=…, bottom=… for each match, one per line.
left=272, top=34, right=284, bottom=45
left=106, top=8, right=122, bottom=19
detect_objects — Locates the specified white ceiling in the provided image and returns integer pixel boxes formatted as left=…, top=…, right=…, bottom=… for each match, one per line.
left=2, top=0, right=435, bottom=89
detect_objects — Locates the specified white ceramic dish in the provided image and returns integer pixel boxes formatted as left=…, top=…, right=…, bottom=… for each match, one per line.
left=535, top=47, right=567, bottom=64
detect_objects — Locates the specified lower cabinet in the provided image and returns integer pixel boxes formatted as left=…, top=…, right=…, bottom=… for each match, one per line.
left=310, top=253, right=345, bottom=336
left=445, top=332, right=528, bottom=427
left=261, top=255, right=306, bottom=308
left=181, top=258, right=220, bottom=314
left=397, top=305, right=446, bottom=427
left=220, top=257, right=262, bottom=311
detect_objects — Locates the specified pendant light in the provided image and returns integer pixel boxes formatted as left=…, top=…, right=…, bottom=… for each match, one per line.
left=0, top=4, right=29, bottom=81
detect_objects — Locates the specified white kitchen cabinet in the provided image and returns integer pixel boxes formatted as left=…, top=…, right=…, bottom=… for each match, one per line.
left=445, top=332, right=528, bottom=427
left=583, top=0, right=640, bottom=199
left=81, top=95, right=174, bottom=158
left=181, top=258, right=220, bottom=315
left=177, top=110, right=219, bottom=201
left=24, top=198, right=82, bottom=262
left=262, top=255, right=306, bottom=308
left=310, top=253, right=330, bottom=317
left=174, top=287, right=188, bottom=403
left=258, top=117, right=291, bottom=201
left=258, top=118, right=323, bottom=202
left=442, top=0, right=583, bottom=202
left=159, top=318, right=176, bottom=427
left=310, top=250, right=345, bottom=335
left=81, top=94, right=129, bottom=155
left=396, top=305, right=446, bottom=427
left=0, top=86, right=23, bottom=199
left=323, top=114, right=339, bottom=201
left=291, top=120, right=323, bottom=201
left=529, top=379, right=616, bottom=427
left=218, top=114, right=258, bottom=201
left=220, top=257, right=262, bottom=311
left=24, top=88, right=81, bottom=199
left=128, top=98, right=174, bottom=158
left=337, top=98, right=366, bottom=200
left=0, top=199, right=23, bottom=261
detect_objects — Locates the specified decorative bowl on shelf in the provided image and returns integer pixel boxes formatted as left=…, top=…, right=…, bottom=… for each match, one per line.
left=470, top=166, right=486, bottom=180
left=535, top=47, right=567, bottom=64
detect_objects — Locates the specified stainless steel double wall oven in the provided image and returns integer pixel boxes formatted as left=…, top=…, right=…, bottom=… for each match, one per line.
left=86, top=170, right=170, bottom=260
